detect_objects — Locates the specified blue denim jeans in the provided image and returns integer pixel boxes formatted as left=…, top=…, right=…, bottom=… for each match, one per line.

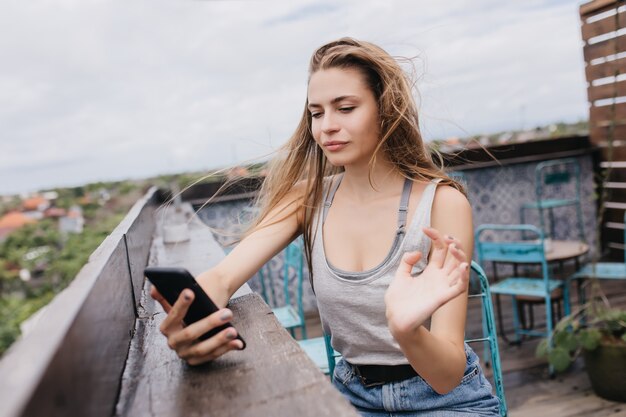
left=332, top=344, right=501, bottom=416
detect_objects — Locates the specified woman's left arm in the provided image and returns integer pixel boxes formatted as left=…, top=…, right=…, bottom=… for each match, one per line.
left=385, top=185, right=473, bottom=394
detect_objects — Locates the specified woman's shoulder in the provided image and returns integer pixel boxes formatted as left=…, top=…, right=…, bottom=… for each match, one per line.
left=431, top=182, right=471, bottom=212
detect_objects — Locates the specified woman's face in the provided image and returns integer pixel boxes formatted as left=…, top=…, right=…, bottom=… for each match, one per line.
left=307, top=67, right=381, bottom=168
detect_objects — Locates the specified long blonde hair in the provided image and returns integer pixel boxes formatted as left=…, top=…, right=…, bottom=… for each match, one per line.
left=248, top=37, right=461, bottom=278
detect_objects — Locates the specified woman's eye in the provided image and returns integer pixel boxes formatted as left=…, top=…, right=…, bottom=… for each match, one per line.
left=339, top=107, right=355, bottom=113
left=311, top=112, right=323, bottom=119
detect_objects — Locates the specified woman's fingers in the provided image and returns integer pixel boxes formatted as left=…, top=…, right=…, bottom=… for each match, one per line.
left=397, top=251, right=422, bottom=277
left=178, top=327, right=241, bottom=364
left=451, top=262, right=470, bottom=292
left=441, top=235, right=467, bottom=273
left=159, top=289, right=194, bottom=336
left=423, top=227, right=448, bottom=268
left=186, top=339, right=244, bottom=366
left=167, top=308, right=234, bottom=350
left=151, top=286, right=173, bottom=314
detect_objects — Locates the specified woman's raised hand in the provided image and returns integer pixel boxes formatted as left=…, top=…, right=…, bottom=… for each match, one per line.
left=385, top=227, right=469, bottom=340
left=151, top=287, right=244, bottom=366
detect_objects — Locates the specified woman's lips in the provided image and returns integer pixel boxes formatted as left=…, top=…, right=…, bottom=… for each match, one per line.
left=324, top=141, right=348, bottom=152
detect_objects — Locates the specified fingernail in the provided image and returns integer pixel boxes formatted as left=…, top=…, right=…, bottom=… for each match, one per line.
left=220, top=310, right=232, bottom=321
left=454, top=244, right=459, bottom=250
left=464, top=263, right=469, bottom=270
left=226, top=329, right=236, bottom=339
left=183, top=291, right=192, bottom=301
left=446, top=235, right=454, bottom=240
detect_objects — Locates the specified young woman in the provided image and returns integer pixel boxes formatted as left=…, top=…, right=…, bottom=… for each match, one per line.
left=153, top=38, right=500, bottom=416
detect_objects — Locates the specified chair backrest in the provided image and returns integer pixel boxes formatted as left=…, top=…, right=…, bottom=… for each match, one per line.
left=476, top=223, right=549, bottom=266
left=468, top=261, right=508, bottom=417
left=475, top=224, right=551, bottom=293
left=283, top=238, right=305, bottom=316
left=535, top=158, right=581, bottom=202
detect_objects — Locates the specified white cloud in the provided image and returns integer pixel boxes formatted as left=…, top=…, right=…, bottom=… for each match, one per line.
left=0, top=0, right=588, bottom=194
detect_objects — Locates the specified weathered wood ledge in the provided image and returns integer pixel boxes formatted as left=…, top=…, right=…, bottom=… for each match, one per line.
left=0, top=188, right=357, bottom=417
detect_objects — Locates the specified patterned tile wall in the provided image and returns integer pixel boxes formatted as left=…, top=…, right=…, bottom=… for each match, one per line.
left=196, top=154, right=597, bottom=314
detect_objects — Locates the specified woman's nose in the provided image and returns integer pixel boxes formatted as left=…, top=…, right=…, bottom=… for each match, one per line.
left=321, top=113, right=340, bottom=133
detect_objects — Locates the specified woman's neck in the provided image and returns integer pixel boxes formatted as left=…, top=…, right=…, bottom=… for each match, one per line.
left=340, top=157, right=405, bottom=203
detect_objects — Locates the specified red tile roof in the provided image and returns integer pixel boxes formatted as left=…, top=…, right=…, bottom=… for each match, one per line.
left=0, top=211, right=37, bottom=229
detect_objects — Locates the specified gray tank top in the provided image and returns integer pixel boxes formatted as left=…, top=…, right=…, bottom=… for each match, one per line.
left=311, top=175, right=440, bottom=365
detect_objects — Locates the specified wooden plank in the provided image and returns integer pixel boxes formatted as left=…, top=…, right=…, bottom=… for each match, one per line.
left=0, top=238, right=136, bottom=417
left=586, top=58, right=625, bottom=83
left=581, top=8, right=623, bottom=41
left=584, top=35, right=626, bottom=62
left=603, top=206, right=626, bottom=223
left=588, top=78, right=626, bottom=101
left=121, top=188, right=158, bottom=310
left=590, top=101, right=626, bottom=121
left=597, top=141, right=626, bottom=160
left=605, top=165, right=626, bottom=182
left=605, top=181, right=626, bottom=188
left=580, top=0, right=621, bottom=17
left=118, top=292, right=357, bottom=417
left=592, top=123, right=626, bottom=143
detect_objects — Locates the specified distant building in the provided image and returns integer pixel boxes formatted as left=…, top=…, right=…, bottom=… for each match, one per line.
left=59, top=205, right=84, bottom=234
left=41, top=191, right=59, bottom=201
left=22, top=195, right=50, bottom=212
left=44, top=207, right=67, bottom=219
left=0, top=211, right=37, bottom=241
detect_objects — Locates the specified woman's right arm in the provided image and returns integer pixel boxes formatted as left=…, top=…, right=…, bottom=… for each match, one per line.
left=151, top=185, right=306, bottom=365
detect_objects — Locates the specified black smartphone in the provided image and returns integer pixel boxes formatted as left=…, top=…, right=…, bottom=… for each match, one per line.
left=144, top=266, right=246, bottom=349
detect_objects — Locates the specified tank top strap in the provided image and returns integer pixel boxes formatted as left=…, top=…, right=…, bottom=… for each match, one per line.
left=397, top=178, right=413, bottom=234
left=323, top=174, right=344, bottom=223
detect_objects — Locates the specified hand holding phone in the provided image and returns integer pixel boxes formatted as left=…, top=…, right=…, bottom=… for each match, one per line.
left=145, top=266, right=246, bottom=351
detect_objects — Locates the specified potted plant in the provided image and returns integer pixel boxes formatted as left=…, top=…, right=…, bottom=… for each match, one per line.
left=537, top=280, right=626, bottom=402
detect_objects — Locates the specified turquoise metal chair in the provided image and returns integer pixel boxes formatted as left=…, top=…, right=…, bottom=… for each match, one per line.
left=298, top=334, right=341, bottom=377
left=475, top=224, right=571, bottom=376
left=468, top=261, right=508, bottom=417
left=520, top=158, right=584, bottom=242
left=258, top=238, right=307, bottom=339
left=568, top=211, right=626, bottom=305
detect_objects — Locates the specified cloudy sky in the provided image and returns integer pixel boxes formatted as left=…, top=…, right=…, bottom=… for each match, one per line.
left=0, top=0, right=588, bottom=195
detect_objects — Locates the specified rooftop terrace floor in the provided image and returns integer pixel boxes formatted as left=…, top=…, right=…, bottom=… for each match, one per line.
left=300, top=278, right=626, bottom=417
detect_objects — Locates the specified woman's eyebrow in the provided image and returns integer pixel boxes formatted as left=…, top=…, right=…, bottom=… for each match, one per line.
left=307, top=95, right=359, bottom=109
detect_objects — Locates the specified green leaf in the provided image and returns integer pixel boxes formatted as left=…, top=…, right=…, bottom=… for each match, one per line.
left=548, top=347, right=572, bottom=372
left=554, top=330, right=578, bottom=352
left=579, top=328, right=602, bottom=351
left=536, top=338, right=549, bottom=358
left=621, top=333, right=626, bottom=344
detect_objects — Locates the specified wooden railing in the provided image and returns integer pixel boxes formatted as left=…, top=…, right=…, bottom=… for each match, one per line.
left=0, top=187, right=159, bottom=417
left=0, top=188, right=357, bottom=417
left=580, top=0, right=626, bottom=258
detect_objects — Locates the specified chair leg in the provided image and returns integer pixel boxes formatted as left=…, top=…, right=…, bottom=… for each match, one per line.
left=495, top=294, right=514, bottom=344
left=563, top=281, right=571, bottom=318
left=511, top=296, right=522, bottom=343
left=545, top=294, right=555, bottom=377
